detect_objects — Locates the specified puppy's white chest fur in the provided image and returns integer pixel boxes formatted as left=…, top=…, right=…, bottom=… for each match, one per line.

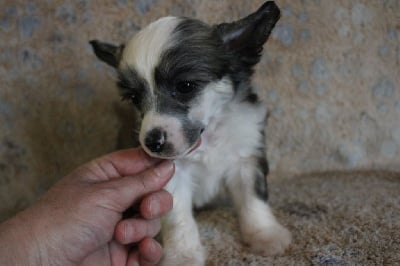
left=170, top=99, right=267, bottom=207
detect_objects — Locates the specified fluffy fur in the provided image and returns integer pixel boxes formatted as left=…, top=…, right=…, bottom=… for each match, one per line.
left=90, top=2, right=291, bottom=265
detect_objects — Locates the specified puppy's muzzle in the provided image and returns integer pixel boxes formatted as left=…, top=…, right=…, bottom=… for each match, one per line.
left=145, top=127, right=167, bottom=153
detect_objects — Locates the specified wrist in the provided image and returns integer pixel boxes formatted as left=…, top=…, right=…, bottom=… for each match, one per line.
left=0, top=210, right=45, bottom=265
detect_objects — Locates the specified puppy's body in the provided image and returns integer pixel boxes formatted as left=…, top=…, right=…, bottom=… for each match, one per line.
left=162, top=101, right=269, bottom=264
left=91, top=2, right=291, bottom=265
left=181, top=96, right=267, bottom=208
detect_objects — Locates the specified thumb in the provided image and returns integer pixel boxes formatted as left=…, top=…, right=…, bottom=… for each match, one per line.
left=99, top=160, right=175, bottom=212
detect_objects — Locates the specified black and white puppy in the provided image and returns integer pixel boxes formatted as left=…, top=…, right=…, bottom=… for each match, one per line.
left=90, top=1, right=290, bottom=265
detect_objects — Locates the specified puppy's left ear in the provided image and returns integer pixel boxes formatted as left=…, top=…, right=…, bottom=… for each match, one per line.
left=89, top=40, right=124, bottom=68
left=215, top=1, right=280, bottom=66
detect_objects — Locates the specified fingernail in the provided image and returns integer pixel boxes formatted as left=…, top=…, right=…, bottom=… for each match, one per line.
left=150, top=239, right=162, bottom=253
left=154, top=160, right=174, bottom=178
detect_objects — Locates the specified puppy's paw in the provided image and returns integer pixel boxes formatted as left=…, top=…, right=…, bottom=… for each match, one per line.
left=160, top=246, right=206, bottom=266
left=242, top=222, right=291, bottom=256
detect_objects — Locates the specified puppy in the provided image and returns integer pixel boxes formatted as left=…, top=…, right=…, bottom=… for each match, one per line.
left=90, top=1, right=290, bottom=265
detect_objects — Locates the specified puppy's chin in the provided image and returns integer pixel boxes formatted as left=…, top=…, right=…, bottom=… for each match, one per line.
left=141, top=136, right=202, bottom=159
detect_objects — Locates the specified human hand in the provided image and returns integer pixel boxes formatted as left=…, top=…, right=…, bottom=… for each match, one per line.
left=0, top=148, right=174, bottom=266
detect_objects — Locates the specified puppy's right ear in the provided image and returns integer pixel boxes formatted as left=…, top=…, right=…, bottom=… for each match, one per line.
left=89, top=40, right=124, bottom=68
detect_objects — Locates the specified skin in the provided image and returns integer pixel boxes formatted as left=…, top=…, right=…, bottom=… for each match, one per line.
left=0, top=148, right=175, bottom=266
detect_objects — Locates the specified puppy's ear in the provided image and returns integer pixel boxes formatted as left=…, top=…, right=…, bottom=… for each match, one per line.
left=215, top=1, right=280, bottom=66
left=89, top=40, right=124, bottom=68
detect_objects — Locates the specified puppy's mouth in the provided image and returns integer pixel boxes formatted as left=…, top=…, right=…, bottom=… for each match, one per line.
left=186, top=136, right=202, bottom=155
left=185, top=127, right=205, bottom=155
left=178, top=128, right=204, bottom=158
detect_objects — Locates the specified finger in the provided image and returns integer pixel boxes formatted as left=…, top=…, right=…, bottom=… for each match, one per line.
left=122, top=190, right=172, bottom=219
left=109, top=240, right=128, bottom=265
left=139, top=238, right=163, bottom=266
left=114, top=218, right=161, bottom=245
left=140, top=190, right=173, bottom=220
left=126, top=249, right=140, bottom=266
left=97, top=148, right=161, bottom=179
left=104, top=160, right=175, bottom=211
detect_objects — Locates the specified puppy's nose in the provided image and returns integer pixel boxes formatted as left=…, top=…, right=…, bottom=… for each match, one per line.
left=145, top=128, right=166, bottom=153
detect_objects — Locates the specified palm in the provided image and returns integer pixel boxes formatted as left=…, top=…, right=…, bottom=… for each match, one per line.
left=81, top=240, right=130, bottom=266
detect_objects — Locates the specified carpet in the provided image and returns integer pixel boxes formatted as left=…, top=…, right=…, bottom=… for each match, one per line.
left=199, top=171, right=400, bottom=265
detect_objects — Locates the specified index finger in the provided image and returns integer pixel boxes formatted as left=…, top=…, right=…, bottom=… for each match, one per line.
left=97, top=147, right=161, bottom=178
left=98, top=160, right=175, bottom=212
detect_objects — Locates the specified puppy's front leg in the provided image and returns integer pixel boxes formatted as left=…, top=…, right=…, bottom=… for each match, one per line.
left=161, top=176, right=205, bottom=266
left=226, top=157, right=291, bottom=256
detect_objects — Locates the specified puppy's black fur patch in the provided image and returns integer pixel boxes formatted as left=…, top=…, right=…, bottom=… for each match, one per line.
left=154, top=18, right=232, bottom=103
left=117, top=68, right=149, bottom=109
left=254, top=155, right=269, bottom=201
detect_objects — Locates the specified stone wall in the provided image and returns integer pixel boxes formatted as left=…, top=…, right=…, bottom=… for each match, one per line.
left=0, top=0, right=399, bottom=218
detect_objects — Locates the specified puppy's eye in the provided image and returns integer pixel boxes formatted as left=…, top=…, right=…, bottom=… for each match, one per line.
left=121, top=94, right=138, bottom=105
left=176, top=81, right=197, bottom=94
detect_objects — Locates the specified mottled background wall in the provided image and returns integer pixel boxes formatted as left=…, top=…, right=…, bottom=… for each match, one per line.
left=0, top=0, right=399, bottom=219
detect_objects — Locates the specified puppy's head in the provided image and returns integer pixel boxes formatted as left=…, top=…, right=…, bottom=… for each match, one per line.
left=90, top=1, right=280, bottom=159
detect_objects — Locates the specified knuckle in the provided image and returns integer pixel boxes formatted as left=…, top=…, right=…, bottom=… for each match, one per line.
left=141, top=191, right=174, bottom=219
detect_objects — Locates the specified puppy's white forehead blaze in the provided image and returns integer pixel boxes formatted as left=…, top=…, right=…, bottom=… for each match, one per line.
left=120, top=16, right=181, bottom=91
